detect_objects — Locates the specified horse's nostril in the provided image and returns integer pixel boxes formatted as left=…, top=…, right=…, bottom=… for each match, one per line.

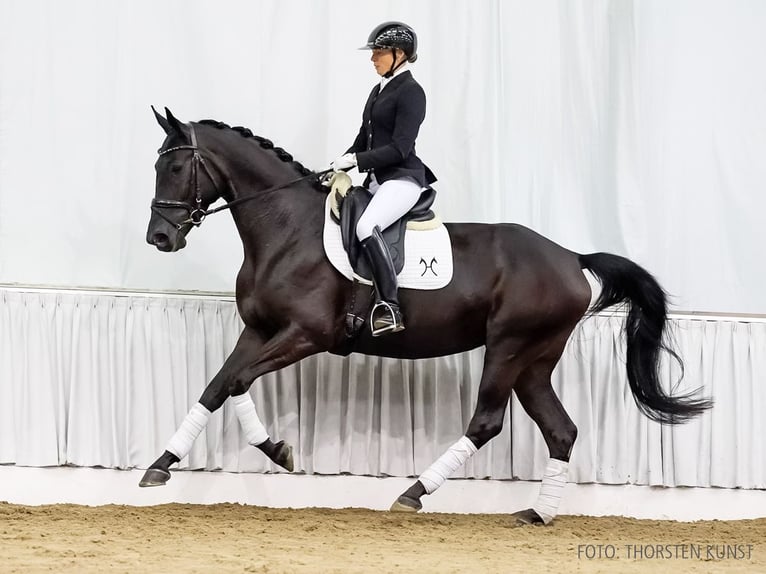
left=151, top=233, right=169, bottom=247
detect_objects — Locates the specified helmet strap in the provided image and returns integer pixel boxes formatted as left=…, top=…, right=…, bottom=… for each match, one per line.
left=384, top=48, right=406, bottom=78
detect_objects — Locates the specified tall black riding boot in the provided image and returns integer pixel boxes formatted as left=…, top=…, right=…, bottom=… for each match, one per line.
left=360, top=226, right=405, bottom=336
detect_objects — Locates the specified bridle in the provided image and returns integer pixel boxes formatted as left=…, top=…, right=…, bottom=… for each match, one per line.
left=151, top=122, right=223, bottom=229
left=151, top=122, right=333, bottom=230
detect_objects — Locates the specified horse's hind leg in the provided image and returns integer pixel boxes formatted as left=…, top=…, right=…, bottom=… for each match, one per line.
left=391, top=342, right=527, bottom=512
left=139, top=326, right=313, bottom=487
left=509, top=355, right=578, bottom=525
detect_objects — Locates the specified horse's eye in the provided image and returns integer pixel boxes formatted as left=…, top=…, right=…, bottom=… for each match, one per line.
left=171, top=164, right=183, bottom=174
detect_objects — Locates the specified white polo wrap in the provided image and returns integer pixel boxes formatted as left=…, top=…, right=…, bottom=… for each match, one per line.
left=165, top=403, right=211, bottom=460
left=231, top=392, right=269, bottom=446
left=532, top=458, right=569, bottom=524
left=418, top=436, right=478, bottom=494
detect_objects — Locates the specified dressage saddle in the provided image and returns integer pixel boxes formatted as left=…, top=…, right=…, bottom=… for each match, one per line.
left=329, top=175, right=437, bottom=281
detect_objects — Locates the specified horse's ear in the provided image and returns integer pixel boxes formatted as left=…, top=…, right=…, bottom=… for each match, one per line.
left=164, top=107, right=186, bottom=136
left=152, top=105, right=172, bottom=134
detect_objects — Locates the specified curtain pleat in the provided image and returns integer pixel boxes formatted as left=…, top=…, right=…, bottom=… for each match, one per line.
left=0, top=290, right=762, bottom=488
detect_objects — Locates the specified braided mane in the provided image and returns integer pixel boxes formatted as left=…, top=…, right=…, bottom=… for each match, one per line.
left=197, top=119, right=322, bottom=191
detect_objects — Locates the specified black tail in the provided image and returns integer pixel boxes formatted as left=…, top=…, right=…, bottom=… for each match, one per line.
left=579, top=252, right=712, bottom=424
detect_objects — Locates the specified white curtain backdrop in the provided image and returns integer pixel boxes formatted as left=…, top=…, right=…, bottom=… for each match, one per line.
left=1, top=1, right=764, bottom=496
left=0, top=0, right=764, bottom=313
left=1, top=289, right=763, bottom=489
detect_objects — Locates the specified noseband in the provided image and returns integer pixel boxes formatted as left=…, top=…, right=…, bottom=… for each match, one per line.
left=151, top=122, right=333, bottom=230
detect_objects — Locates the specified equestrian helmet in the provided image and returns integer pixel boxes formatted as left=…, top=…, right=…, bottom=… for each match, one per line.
left=360, top=21, right=418, bottom=63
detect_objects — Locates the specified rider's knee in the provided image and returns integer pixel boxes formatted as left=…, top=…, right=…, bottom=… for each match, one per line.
left=356, top=218, right=374, bottom=242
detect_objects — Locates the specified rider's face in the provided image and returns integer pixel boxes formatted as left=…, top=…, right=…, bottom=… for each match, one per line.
left=371, top=48, right=403, bottom=76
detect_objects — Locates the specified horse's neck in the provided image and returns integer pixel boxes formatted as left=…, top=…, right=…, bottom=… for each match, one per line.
left=227, top=171, right=325, bottom=261
left=205, top=131, right=326, bottom=264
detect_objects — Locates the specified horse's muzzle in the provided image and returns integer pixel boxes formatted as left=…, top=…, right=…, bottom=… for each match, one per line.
left=147, top=231, right=186, bottom=252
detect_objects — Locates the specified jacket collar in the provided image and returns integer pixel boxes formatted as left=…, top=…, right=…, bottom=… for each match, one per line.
left=379, top=66, right=411, bottom=92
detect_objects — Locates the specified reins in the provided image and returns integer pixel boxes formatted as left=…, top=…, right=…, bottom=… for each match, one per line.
left=203, top=169, right=334, bottom=218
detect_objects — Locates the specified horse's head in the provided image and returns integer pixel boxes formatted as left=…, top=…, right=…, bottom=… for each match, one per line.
left=147, top=107, right=223, bottom=252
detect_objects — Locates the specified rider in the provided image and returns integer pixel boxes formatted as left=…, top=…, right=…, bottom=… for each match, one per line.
left=331, top=21, right=437, bottom=337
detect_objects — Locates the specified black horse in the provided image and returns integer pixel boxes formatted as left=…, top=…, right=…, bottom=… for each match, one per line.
left=141, top=108, right=711, bottom=524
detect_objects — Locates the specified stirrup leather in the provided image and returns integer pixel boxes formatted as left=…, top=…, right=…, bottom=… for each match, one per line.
left=370, top=301, right=405, bottom=336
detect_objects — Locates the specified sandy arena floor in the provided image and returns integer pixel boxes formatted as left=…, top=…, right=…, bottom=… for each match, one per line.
left=1, top=503, right=764, bottom=573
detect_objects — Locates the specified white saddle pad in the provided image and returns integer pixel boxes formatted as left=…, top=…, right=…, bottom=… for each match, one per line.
left=322, top=194, right=453, bottom=290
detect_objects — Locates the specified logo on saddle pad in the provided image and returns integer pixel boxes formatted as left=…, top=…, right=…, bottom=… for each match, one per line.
left=420, top=257, right=438, bottom=276
left=322, top=174, right=453, bottom=290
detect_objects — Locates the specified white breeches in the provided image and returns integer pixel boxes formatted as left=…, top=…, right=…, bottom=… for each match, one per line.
left=355, top=176, right=424, bottom=241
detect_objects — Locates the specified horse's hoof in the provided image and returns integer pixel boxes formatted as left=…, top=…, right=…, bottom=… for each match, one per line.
left=138, top=468, right=171, bottom=488
left=511, top=508, right=545, bottom=526
left=390, top=495, right=422, bottom=513
left=272, top=440, right=294, bottom=472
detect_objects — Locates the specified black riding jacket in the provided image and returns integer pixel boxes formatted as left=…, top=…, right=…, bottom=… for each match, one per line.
left=346, top=71, right=437, bottom=188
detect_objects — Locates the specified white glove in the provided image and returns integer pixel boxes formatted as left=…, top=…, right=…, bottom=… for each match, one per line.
left=331, top=153, right=357, bottom=172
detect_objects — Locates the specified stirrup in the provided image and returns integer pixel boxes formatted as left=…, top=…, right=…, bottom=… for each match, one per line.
left=370, top=301, right=405, bottom=337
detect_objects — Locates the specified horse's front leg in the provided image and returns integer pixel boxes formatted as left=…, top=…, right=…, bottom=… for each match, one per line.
left=139, top=325, right=320, bottom=487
